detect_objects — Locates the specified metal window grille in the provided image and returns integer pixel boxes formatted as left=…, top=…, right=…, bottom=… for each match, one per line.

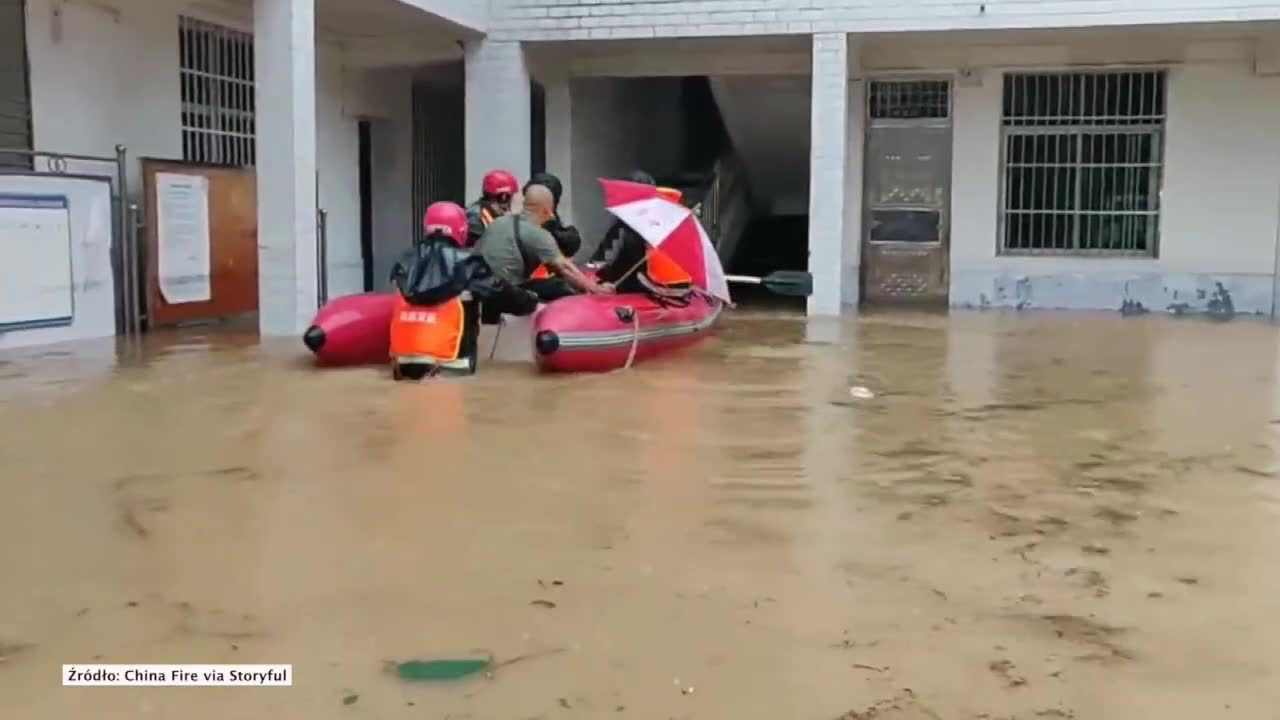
left=999, top=71, right=1165, bottom=256
left=869, top=80, right=950, bottom=120
left=179, top=16, right=255, bottom=167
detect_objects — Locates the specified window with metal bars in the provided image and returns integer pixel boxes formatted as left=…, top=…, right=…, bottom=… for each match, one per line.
left=179, top=16, right=255, bottom=167
left=868, top=80, right=950, bottom=120
left=999, top=71, right=1165, bottom=256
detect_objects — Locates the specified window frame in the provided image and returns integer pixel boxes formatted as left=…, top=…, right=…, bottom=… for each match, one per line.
left=996, top=69, right=1168, bottom=259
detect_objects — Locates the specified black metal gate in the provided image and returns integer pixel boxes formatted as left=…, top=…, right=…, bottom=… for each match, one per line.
left=411, top=74, right=465, bottom=232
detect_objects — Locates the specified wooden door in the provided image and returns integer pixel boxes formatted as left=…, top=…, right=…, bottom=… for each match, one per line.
left=143, top=159, right=257, bottom=327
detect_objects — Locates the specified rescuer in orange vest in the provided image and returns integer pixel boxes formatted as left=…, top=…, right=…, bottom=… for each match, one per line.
left=595, top=170, right=693, bottom=296
left=389, top=201, right=482, bottom=380
left=465, top=169, right=519, bottom=248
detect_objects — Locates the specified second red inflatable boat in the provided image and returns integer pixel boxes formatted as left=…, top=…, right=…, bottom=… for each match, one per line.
left=532, top=292, right=722, bottom=373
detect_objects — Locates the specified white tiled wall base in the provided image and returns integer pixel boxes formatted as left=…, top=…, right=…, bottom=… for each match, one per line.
left=950, top=270, right=1274, bottom=316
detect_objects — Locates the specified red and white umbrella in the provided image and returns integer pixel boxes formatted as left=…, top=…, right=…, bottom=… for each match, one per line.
left=598, top=178, right=731, bottom=303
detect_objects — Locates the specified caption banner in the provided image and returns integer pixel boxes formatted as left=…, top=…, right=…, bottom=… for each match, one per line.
left=63, top=665, right=292, bottom=686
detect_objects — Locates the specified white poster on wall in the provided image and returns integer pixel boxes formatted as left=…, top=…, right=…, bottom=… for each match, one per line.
left=155, top=172, right=212, bottom=304
left=0, top=194, right=74, bottom=331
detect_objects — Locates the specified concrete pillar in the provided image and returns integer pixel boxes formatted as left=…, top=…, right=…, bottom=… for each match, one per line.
left=254, top=0, right=318, bottom=336
left=543, top=75, right=575, bottom=234
left=806, top=32, right=851, bottom=317
left=464, top=39, right=531, bottom=199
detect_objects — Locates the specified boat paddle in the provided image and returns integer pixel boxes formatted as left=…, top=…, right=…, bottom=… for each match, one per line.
left=725, top=270, right=813, bottom=297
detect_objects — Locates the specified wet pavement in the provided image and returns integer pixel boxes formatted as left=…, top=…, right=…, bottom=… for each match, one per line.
left=2, top=309, right=1280, bottom=719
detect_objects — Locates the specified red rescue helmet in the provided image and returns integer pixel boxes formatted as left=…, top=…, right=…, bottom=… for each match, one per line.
left=422, top=201, right=468, bottom=247
left=482, top=169, right=518, bottom=199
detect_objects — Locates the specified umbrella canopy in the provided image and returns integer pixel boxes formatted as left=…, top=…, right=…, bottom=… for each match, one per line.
left=598, top=178, right=731, bottom=303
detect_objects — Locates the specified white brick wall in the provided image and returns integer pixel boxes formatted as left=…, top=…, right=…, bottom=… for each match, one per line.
left=489, top=0, right=1280, bottom=41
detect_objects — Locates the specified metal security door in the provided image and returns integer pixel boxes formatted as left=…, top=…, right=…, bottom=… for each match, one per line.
left=861, top=80, right=953, bottom=306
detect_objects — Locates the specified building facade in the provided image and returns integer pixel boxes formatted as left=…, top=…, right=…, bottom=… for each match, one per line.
left=1, top=0, right=1279, bottom=347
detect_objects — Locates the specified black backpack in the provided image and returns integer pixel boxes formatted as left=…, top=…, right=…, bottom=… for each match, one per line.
left=390, top=237, right=493, bottom=307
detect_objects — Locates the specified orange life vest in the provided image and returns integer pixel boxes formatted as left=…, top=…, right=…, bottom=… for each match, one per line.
left=525, top=217, right=554, bottom=280
left=646, top=250, right=691, bottom=286
left=647, top=187, right=693, bottom=286
left=388, top=294, right=467, bottom=367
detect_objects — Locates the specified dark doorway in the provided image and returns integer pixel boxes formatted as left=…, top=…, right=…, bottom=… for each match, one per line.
left=358, top=120, right=374, bottom=291
left=531, top=81, right=546, bottom=175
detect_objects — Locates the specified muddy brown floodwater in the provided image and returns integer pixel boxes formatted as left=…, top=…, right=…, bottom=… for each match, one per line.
left=2, top=309, right=1280, bottom=719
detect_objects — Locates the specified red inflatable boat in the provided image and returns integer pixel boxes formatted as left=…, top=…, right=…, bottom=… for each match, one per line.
left=304, top=284, right=722, bottom=372
left=302, top=291, right=396, bottom=366
left=533, top=292, right=722, bottom=373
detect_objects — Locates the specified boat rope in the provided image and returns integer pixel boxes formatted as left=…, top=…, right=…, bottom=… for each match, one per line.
left=622, top=307, right=641, bottom=370
left=488, top=317, right=503, bottom=361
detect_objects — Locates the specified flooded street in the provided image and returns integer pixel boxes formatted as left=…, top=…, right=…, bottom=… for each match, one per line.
left=2, top=309, right=1280, bottom=719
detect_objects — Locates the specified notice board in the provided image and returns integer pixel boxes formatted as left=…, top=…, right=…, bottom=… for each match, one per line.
left=0, top=193, right=74, bottom=331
